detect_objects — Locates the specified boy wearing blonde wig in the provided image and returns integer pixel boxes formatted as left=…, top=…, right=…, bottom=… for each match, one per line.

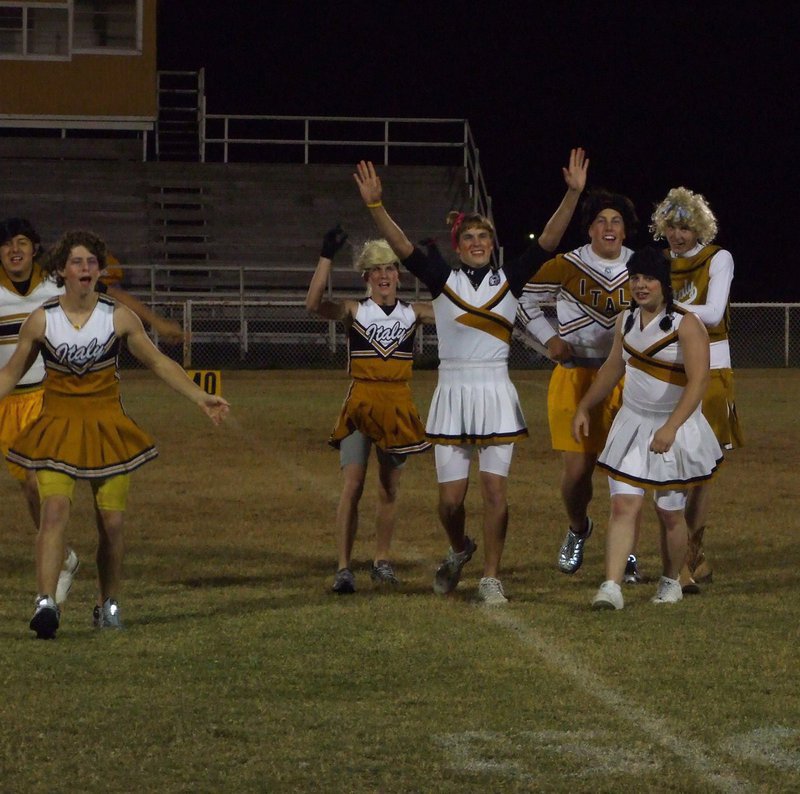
left=306, top=227, right=433, bottom=594
left=651, top=187, right=742, bottom=590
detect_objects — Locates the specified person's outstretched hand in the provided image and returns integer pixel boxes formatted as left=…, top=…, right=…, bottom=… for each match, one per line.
left=353, top=160, right=383, bottom=206
left=562, top=147, right=589, bottom=193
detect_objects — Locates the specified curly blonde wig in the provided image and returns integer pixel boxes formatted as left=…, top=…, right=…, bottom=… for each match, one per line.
left=353, top=239, right=400, bottom=274
left=650, top=187, right=718, bottom=243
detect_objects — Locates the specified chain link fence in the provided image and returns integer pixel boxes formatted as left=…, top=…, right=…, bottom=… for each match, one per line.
left=123, top=299, right=800, bottom=371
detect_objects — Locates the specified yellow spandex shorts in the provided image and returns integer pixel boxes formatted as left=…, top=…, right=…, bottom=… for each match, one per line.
left=36, top=470, right=131, bottom=511
left=547, top=365, right=623, bottom=454
left=0, top=388, right=44, bottom=482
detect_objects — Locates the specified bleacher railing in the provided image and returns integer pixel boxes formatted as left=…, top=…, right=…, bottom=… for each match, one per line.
left=200, top=113, right=500, bottom=258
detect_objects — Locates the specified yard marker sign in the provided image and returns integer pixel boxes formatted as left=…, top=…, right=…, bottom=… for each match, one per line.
left=187, top=370, right=222, bottom=396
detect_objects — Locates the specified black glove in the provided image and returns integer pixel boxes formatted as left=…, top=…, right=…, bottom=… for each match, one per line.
left=321, top=224, right=348, bottom=259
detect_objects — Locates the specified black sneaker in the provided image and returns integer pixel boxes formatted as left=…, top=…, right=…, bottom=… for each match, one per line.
left=623, top=555, right=643, bottom=584
left=370, top=560, right=399, bottom=586
left=332, top=568, right=356, bottom=594
left=433, top=536, right=477, bottom=595
left=30, top=595, right=60, bottom=639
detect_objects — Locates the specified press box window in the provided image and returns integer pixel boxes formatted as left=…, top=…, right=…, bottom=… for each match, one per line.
left=0, top=4, right=68, bottom=58
left=72, top=0, right=140, bottom=53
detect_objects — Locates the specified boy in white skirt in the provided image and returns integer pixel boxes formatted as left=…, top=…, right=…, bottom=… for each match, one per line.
left=572, top=247, right=723, bottom=610
left=355, top=151, right=589, bottom=604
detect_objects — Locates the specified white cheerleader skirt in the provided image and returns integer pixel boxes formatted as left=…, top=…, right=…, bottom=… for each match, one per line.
left=425, top=360, right=527, bottom=446
left=597, top=403, right=723, bottom=489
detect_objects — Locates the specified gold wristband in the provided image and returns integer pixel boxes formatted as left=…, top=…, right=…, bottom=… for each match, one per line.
left=366, top=201, right=383, bottom=209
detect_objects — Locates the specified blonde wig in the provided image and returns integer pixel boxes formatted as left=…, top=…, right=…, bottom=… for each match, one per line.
left=650, top=187, right=718, bottom=243
left=353, top=239, right=400, bottom=274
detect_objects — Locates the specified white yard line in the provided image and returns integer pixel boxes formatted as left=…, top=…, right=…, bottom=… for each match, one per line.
left=484, top=608, right=754, bottom=794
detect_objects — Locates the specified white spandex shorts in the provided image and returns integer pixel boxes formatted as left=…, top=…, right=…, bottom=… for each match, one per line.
left=608, top=476, right=687, bottom=511
left=435, top=443, right=514, bottom=483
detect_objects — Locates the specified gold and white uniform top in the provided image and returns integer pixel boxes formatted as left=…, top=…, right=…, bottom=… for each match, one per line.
left=621, top=306, right=693, bottom=416
left=434, top=268, right=518, bottom=363
left=0, top=263, right=63, bottom=389
left=518, top=244, right=632, bottom=363
left=348, top=298, right=417, bottom=382
left=41, top=294, right=120, bottom=397
left=7, top=293, right=158, bottom=478
left=598, top=304, right=723, bottom=488
left=669, top=243, right=733, bottom=369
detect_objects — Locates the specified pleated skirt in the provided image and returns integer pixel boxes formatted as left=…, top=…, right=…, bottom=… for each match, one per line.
left=329, top=380, right=430, bottom=455
left=597, top=403, right=723, bottom=489
left=7, top=391, right=158, bottom=479
left=426, top=360, right=527, bottom=446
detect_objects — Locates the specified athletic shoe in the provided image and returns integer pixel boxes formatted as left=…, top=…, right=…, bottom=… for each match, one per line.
left=332, top=568, right=355, bottom=595
left=477, top=576, right=508, bottom=606
left=591, top=580, right=624, bottom=611
left=55, top=547, right=80, bottom=605
left=651, top=576, right=683, bottom=604
left=370, top=560, right=399, bottom=586
left=623, top=554, right=643, bottom=584
left=433, top=536, right=477, bottom=595
left=557, top=518, right=593, bottom=574
left=94, top=598, right=124, bottom=629
left=30, top=595, right=60, bottom=639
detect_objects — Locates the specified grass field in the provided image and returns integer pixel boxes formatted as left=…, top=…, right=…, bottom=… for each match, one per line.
left=1, top=369, right=798, bottom=793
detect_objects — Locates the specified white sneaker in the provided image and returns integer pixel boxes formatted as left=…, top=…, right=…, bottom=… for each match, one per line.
left=651, top=576, right=683, bottom=604
left=477, top=576, right=508, bottom=606
left=56, top=548, right=80, bottom=605
left=591, top=580, right=624, bottom=610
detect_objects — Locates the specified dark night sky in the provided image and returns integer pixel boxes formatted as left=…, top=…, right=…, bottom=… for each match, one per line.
left=158, top=2, right=797, bottom=301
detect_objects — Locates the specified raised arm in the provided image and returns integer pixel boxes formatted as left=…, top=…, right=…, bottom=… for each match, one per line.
left=537, top=147, right=589, bottom=252
left=649, top=313, right=710, bottom=453
left=106, top=285, right=186, bottom=344
left=305, top=224, right=357, bottom=321
left=0, top=308, right=45, bottom=402
left=115, top=304, right=230, bottom=425
left=572, top=313, right=626, bottom=441
left=353, top=160, right=415, bottom=260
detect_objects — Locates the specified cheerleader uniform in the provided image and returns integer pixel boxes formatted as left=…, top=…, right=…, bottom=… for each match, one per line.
left=7, top=295, right=157, bottom=478
left=518, top=243, right=632, bottom=452
left=402, top=243, right=550, bottom=446
left=329, top=297, right=430, bottom=455
left=598, top=306, right=723, bottom=489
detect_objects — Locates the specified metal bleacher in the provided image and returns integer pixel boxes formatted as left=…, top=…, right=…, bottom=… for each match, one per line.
left=1, top=74, right=498, bottom=367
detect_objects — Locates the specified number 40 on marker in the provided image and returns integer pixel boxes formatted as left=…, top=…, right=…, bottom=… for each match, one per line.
left=187, top=370, right=221, bottom=396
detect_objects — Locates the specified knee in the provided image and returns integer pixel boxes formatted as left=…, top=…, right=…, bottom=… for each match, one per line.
left=341, top=477, right=365, bottom=504
left=98, top=511, right=125, bottom=540
left=655, top=506, right=684, bottom=531
left=438, top=492, right=464, bottom=518
left=610, top=496, right=640, bottom=522
left=377, top=482, right=399, bottom=505
left=482, top=487, right=507, bottom=512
